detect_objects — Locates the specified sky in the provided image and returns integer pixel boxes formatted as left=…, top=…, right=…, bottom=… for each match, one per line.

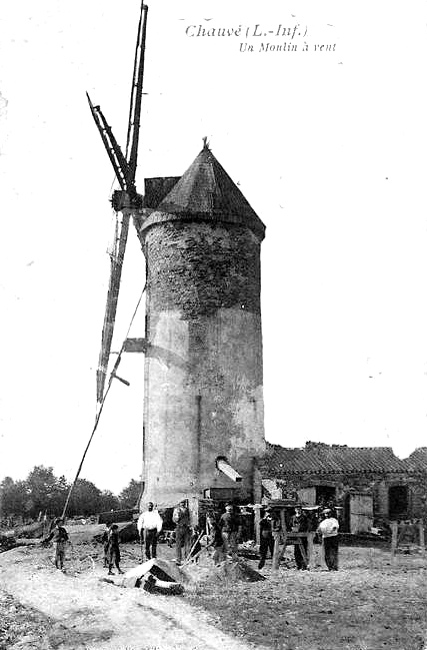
left=1, top=0, right=427, bottom=494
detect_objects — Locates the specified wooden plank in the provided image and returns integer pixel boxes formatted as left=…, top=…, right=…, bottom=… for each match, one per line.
left=279, top=509, right=286, bottom=534
left=272, top=531, right=287, bottom=571
left=418, top=520, right=425, bottom=557
left=307, top=532, right=314, bottom=570
left=391, top=521, right=398, bottom=562
left=272, top=532, right=281, bottom=571
left=254, top=505, right=262, bottom=547
left=320, top=538, right=327, bottom=569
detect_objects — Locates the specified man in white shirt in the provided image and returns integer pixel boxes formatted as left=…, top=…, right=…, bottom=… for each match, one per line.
left=137, top=502, right=163, bottom=560
left=317, top=508, right=339, bottom=570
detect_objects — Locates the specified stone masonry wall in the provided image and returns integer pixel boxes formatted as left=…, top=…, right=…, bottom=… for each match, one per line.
left=141, top=220, right=265, bottom=508
left=258, top=471, right=427, bottom=526
left=144, top=221, right=261, bottom=319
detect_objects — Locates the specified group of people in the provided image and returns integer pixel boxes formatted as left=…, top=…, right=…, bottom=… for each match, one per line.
left=205, top=504, right=243, bottom=563
left=136, top=500, right=243, bottom=566
left=41, top=502, right=340, bottom=575
left=256, top=505, right=340, bottom=571
left=137, top=499, right=194, bottom=566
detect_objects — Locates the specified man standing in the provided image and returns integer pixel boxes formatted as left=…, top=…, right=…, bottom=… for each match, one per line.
left=219, top=504, right=241, bottom=561
left=107, top=524, right=124, bottom=575
left=291, top=506, right=309, bottom=570
left=137, top=502, right=163, bottom=560
left=42, top=517, right=69, bottom=572
left=172, top=500, right=191, bottom=565
left=101, top=524, right=110, bottom=568
left=317, top=508, right=340, bottom=570
left=258, top=507, right=274, bottom=569
left=206, top=512, right=224, bottom=566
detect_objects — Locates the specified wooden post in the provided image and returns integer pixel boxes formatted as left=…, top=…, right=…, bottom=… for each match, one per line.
left=279, top=508, right=286, bottom=535
left=418, top=520, right=425, bottom=557
left=272, top=531, right=286, bottom=571
left=272, top=532, right=280, bottom=571
left=307, top=532, right=314, bottom=570
left=188, top=496, right=199, bottom=528
left=319, top=537, right=327, bottom=569
left=253, top=505, right=262, bottom=547
left=391, top=521, right=398, bottom=562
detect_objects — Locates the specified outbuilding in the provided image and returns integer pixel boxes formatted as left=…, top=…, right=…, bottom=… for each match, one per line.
left=254, top=441, right=427, bottom=534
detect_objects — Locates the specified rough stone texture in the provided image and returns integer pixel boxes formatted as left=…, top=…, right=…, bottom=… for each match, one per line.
left=254, top=466, right=427, bottom=531
left=141, top=220, right=265, bottom=508
left=144, top=221, right=261, bottom=319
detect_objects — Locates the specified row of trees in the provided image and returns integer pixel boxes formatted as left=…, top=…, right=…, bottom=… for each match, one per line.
left=0, top=466, right=142, bottom=522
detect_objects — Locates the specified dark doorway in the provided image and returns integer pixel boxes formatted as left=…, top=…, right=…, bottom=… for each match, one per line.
left=388, top=485, right=408, bottom=519
left=315, top=485, right=336, bottom=506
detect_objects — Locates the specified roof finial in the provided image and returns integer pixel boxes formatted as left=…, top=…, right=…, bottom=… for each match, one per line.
left=202, top=136, right=210, bottom=150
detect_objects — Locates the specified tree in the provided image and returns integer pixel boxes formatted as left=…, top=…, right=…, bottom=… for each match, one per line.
left=68, top=478, right=101, bottom=517
left=118, top=479, right=143, bottom=509
left=99, top=490, right=120, bottom=512
left=49, top=475, right=69, bottom=516
left=25, top=466, right=62, bottom=519
left=0, top=477, right=28, bottom=520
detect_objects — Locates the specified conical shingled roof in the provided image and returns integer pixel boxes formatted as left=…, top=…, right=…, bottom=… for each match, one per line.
left=140, top=144, right=265, bottom=239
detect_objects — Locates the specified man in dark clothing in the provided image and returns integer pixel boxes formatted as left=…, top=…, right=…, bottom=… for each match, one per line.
left=107, top=524, right=124, bottom=575
left=172, top=500, right=191, bottom=565
left=42, top=518, right=69, bottom=571
left=258, top=508, right=275, bottom=570
left=102, top=525, right=110, bottom=568
left=291, top=506, right=309, bottom=570
left=220, top=504, right=241, bottom=560
left=206, top=513, right=224, bottom=565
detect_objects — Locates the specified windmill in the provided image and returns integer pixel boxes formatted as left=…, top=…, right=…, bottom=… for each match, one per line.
left=87, top=2, right=148, bottom=406
left=62, top=1, right=266, bottom=519
left=60, top=3, right=149, bottom=519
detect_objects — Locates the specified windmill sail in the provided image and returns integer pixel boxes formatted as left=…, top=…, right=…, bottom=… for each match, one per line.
left=90, top=3, right=148, bottom=404
left=96, top=213, right=130, bottom=403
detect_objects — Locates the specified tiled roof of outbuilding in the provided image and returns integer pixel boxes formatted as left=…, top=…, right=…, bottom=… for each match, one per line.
left=140, top=144, right=265, bottom=239
left=258, top=442, right=409, bottom=477
left=404, top=447, right=427, bottom=472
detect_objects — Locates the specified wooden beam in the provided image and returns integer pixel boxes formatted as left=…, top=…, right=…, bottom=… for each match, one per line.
left=253, top=505, right=262, bottom=546
left=307, top=532, right=314, bottom=570
left=272, top=531, right=281, bottom=571
left=390, top=520, right=398, bottom=562
left=418, top=520, right=425, bottom=557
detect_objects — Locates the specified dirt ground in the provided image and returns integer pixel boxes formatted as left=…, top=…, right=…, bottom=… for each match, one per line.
left=0, top=538, right=426, bottom=650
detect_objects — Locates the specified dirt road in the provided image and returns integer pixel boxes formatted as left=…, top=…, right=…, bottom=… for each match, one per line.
left=0, top=545, right=253, bottom=650
left=1, top=541, right=426, bottom=650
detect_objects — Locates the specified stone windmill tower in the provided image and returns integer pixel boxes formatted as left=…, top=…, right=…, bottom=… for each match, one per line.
left=85, top=4, right=265, bottom=519
left=134, top=142, right=266, bottom=510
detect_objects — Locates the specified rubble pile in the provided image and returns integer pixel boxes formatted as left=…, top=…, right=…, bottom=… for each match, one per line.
left=184, top=557, right=266, bottom=585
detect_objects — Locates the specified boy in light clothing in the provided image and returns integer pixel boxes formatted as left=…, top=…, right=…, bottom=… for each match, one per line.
left=317, top=508, right=339, bottom=570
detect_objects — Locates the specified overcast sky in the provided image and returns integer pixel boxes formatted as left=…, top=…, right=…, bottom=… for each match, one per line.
left=1, top=0, right=426, bottom=494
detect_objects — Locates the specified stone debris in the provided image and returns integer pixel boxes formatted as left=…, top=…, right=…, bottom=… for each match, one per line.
left=184, top=557, right=266, bottom=585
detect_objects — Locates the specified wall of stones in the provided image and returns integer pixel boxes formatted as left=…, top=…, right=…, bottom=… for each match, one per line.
left=255, top=470, right=427, bottom=526
left=144, top=221, right=261, bottom=319
left=141, top=220, right=265, bottom=508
